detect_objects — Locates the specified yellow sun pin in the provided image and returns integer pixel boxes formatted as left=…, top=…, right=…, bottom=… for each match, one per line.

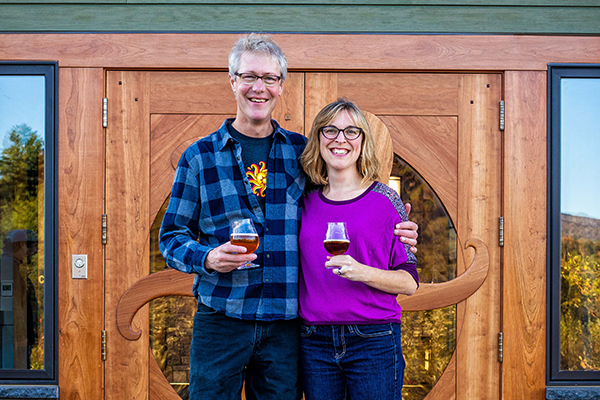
left=247, top=161, right=267, bottom=197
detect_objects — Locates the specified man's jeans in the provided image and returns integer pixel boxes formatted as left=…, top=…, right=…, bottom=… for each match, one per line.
left=189, top=302, right=301, bottom=400
left=299, top=323, right=405, bottom=400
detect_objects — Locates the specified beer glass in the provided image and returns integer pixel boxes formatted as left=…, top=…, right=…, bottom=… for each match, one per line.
left=230, top=218, right=260, bottom=269
left=324, top=222, right=349, bottom=259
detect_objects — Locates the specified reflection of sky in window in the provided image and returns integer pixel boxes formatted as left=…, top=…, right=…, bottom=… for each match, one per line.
left=0, top=76, right=45, bottom=153
left=561, top=78, right=600, bottom=220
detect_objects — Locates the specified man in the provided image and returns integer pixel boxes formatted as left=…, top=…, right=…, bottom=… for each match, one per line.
left=159, top=33, right=418, bottom=400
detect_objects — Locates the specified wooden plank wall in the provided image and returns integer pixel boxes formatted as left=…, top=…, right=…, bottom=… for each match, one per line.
left=0, top=1, right=599, bottom=33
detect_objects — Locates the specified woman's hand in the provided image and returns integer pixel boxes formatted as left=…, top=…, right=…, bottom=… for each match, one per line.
left=327, top=254, right=417, bottom=296
left=325, top=254, right=366, bottom=282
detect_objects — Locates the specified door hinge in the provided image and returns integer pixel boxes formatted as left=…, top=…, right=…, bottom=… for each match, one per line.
left=499, top=100, right=505, bottom=131
left=499, top=216, right=504, bottom=247
left=101, top=330, right=107, bottom=361
left=102, top=214, right=107, bottom=244
left=102, top=97, right=108, bottom=128
left=498, top=332, right=503, bottom=363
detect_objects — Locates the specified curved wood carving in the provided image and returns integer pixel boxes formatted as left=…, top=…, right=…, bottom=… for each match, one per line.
left=117, top=269, right=194, bottom=341
left=149, top=347, right=184, bottom=400
left=117, top=237, right=488, bottom=341
left=398, top=237, right=489, bottom=311
left=364, top=111, right=393, bottom=183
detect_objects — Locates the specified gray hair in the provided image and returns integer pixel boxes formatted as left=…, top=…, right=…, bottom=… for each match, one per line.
left=228, top=33, right=288, bottom=81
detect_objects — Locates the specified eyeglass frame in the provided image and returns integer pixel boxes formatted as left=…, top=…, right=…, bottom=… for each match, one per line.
left=320, top=125, right=364, bottom=141
left=234, top=72, right=283, bottom=87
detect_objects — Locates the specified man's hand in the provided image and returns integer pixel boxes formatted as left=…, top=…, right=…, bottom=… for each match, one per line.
left=204, top=242, right=257, bottom=273
left=394, top=203, right=419, bottom=254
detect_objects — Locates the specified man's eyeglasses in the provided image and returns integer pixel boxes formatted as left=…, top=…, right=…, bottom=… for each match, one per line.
left=320, top=126, right=363, bottom=141
left=235, top=72, right=282, bottom=87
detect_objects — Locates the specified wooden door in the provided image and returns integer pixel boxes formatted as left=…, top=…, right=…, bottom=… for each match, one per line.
left=304, top=73, right=502, bottom=400
left=106, top=71, right=501, bottom=400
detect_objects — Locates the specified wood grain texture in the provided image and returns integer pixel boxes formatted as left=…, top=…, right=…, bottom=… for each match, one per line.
left=150, top=114, right=229, bottom=222
left=150, top=71, right=235, bottom=114
left=58, top=67, right=105, bottom=400
left=1, top=5, right=599, bottom=34
left=272, top=72, right=305, bottom=135
left=364, top=112, right=393, bottom=183
left=117, top=269, right=194, bottom=341
left=105, top=71, right=151, bottom=400
left=502, top=71, right=547, bottom=400
left=398, top=238, right=489, bottom=311
left=304, top=73, right=339, bottom=137
left=455, top=74, right=502, bottom=400
left=149, top=346, right=184, bottom=400
left=382, top=115, right=458, bottom=223
left=338, top=73, right=459, bottom=116
left=149, top=71, right=304, bottom=133
left=2, top=34, right=600, bottom=70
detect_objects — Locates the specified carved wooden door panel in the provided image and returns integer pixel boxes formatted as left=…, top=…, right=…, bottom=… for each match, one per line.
left=104, top=70, right=304, bottom=400
left=107, top=71, right=501, bottom=400
left=305, top=72, right=502, bottom=400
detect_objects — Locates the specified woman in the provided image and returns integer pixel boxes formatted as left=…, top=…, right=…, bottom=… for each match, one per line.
left=299, top=98, right=419, bottom=400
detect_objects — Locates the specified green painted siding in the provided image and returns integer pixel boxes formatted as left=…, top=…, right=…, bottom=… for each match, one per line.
left=0, top=2, right=599, bottom=33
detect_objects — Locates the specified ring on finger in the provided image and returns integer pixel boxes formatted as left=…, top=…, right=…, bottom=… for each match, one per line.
left=337, top=268, right=342, bottom=276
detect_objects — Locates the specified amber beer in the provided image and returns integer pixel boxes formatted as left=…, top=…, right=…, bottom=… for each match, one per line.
left=324, top=239, right=349, bottom=256
left=231, top=234, right=259, bottom=254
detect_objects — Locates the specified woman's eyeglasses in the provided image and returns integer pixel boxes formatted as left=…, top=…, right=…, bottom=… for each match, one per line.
left=320, top=126, right=363, bottom=141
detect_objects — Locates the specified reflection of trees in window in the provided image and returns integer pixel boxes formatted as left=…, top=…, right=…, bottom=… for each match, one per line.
left=560, top=215, right=600, bottom=371
left=390, top=155, right=456, bottom=400
left=0, top=123, right=44, bottom=370
left=0, top=124, right=43, bottom=232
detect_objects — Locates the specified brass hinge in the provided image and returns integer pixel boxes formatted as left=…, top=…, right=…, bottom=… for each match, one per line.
left=499, top=100, right=505, bottom=131
left=102, top=97, right=108, bottom=128
left=498, top=332, right=503, bottom=363
left=499, top=217, right=504, bottom=247
left=101, top=330, right=107, bottom=361
left=102, top=214, right=107, bottom=244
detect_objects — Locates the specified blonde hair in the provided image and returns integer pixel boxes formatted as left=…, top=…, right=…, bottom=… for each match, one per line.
left=301, top=98, right=380, bottom=186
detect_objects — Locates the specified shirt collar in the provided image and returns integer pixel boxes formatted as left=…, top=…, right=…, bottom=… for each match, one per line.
left=216, top=118, right=289, bottom=151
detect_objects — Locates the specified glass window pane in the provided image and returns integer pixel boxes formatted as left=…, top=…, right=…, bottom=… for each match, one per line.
left=390, top=155, right=456, bottom=400
left=150, top=199, right=194, bottom=398
left=560, top=77, right=600, bottom=372
left=0, top=76, right=45, bottom=370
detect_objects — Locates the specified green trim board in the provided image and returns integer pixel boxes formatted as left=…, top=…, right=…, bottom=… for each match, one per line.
left=0, top=0, right=598, bottom=4
left=0, top=4, right=599, bottom=33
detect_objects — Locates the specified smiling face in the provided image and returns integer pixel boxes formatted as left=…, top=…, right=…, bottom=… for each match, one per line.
left=319, top=110, right=363, bottom=176
left=229, top=52, right=283, bottom=135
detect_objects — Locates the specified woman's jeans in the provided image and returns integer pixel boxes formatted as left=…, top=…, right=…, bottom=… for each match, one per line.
left=299, top=323, right=405, bottom=400
left=189, top=302, right=301, bottom=400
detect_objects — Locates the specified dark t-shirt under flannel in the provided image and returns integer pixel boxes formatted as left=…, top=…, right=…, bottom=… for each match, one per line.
left=159, top=118, right=307, bottom=321
left=227, top=120, right=273, bottom=216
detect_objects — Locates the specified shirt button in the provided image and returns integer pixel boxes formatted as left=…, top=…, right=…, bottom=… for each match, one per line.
left=237, top=156, right=241, bottom=160
left=266, top=254, right=270, bottom=259
left=265, top=227, right=269, bottom=232
left=266, top=279, right=270, bottom=283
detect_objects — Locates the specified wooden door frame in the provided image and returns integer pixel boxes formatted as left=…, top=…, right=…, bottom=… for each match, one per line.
left=33, top=32, right=569, bottom=399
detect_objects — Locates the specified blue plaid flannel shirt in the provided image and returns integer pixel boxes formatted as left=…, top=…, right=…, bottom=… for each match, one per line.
left=159, top=119, right=307, bottom=321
